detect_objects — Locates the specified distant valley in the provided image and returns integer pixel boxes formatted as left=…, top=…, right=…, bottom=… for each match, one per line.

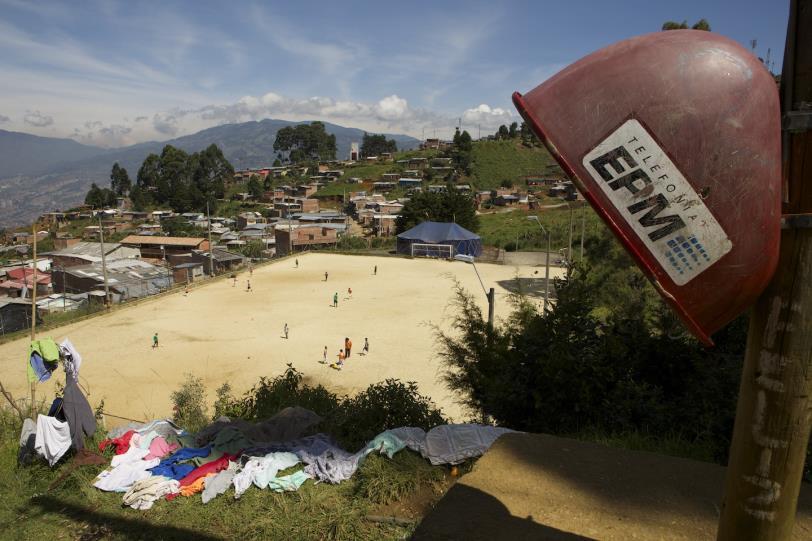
left=0, top=120, right=420, bottom=228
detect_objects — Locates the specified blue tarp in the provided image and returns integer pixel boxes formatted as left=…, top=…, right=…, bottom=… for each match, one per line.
left=396, top=222, right=482, bottom=257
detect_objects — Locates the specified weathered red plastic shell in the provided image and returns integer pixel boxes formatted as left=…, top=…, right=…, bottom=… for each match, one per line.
left=513, top=30, right=781, bottom=346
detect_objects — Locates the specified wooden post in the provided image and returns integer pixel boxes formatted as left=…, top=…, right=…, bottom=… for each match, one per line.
left=717, top=1, right=812, bottom=538
left=29, top=223, right=37, bottom=417
left=98, top=215, right=111, bottom=307
left=206, top=201, right=214, bottom=276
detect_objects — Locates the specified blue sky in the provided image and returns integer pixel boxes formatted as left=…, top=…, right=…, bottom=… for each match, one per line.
left=0, top=0, right=789, bottom=147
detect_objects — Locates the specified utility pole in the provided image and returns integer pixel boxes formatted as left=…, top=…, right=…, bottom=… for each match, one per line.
left=580, top=204, right=586, bottom=261
left=206, top=201, right=214, bottom=277
left=98, top=214, right=111, bottom=307
left=567, top=202, right=574, bottom=276
left=61, top=266, right=66, bottom=311
left=527, top=216, right=551, bottom=313
left=29, top=222, right=37, bottom=416
left=717, top=2, right=812, bottom=539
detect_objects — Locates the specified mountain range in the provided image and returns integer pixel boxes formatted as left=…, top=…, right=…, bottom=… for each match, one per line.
left=0, top=120, right=420, bottom=228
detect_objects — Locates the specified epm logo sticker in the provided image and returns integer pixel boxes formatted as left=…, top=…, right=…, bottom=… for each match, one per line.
left=582, top=119, right=732, bottom=286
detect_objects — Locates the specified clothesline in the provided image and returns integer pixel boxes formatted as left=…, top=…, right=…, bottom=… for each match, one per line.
left=100, top=411, right=147, bottom=424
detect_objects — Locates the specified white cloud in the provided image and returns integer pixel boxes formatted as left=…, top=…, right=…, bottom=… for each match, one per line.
left=152, top=112, right=179, bottom=135
left=376, top=95, right=409, bottom=120
left=6, top=89, right=516, bottom=146
left=462, top=104, right=514, bottom=128
left=178, top=92, right=456, bottom=138
left=73, top=121, right=133, bottom=147
left=23, top=110, right=54, bottom=127
left=0, top=114, right=9, bottom=123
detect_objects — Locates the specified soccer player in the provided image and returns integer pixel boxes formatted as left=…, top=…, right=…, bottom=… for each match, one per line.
left=336, top=349, right=345, bottom=369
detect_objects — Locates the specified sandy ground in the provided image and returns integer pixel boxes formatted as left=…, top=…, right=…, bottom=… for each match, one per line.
left=0, top=253, right=562, bottom=427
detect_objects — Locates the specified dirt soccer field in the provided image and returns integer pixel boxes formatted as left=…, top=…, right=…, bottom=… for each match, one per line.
left=0, top=253, right=562, bottom=426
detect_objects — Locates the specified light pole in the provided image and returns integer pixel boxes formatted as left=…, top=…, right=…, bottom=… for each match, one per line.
left=579, top=203, right=586, bottom=261
left=453, top=254, right=494, bottom=331
left=527, top=215, right=551, bottom=313
left=565, top=201, right=574, bottom=277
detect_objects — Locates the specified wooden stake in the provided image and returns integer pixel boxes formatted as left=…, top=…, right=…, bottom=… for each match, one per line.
left=717, top=1, right=812, bottom=538
left=29, top=222, right=37, bottom=417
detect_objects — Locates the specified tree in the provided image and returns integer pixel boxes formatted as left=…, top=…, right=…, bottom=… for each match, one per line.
left=189, top=144, right=232, bottom=209
left=246, top=175, right=263, bottom=200
left=263, top=174, right=272, bottom=191
left=134, top=143, right=233, bottom=213
left=84, top=183, right=116, bottom=208
left=129, top=185, right=147, bottom=211
left=436, top=226, right=748, bottom=463
left=395, top=187, right=479, bottom=234
left=519, top=121, right=539, bottom=147
left=692, top=19, right=711, bottom=31
left=109, top=163, right=131, bottom=197
left=242, top=240, right=264, bottom=259
left=500, top=179, right=514, bottom=189
left=661, top=20, right=688, bottom=30
left=457, top=130, right=473, bottom=152
left=508, top=122, right=518, bottom=139
left=360, top=132, right=398, bottom=157
left=273, top=121, right=337, bottom=163
left=84, top=183, right=102, bottom=208
left=662, top=19, right=710, bottom=31
left=273, top=158, right=282, bottom=167
left=137, top=153, right=161, bottom=189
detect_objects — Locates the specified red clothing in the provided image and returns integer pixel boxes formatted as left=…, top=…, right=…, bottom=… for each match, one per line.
left=166, top=453, right=237, bottom=500
left=98, top=430, right=136, bottom=455
left=179, top=453, right=236, bottom=487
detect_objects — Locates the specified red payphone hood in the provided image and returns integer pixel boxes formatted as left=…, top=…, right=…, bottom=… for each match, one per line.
left=514, top=30, right=781, bottom=345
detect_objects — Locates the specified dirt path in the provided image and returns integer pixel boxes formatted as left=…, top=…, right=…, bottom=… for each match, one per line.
left=0, top=252, right=560, bottom=426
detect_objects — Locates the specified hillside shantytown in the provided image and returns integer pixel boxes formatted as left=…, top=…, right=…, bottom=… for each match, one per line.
left=1, top=4, right=809, bottom=541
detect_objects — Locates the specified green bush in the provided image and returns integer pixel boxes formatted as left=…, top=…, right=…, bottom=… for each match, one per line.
left=436, top=226, right=751, bottom=465
left=170, top=373, right=209, bottom=433
left=203, top=365, right=446, bottom=450
left=238, top=364, right=340, bottom=422
left=331, top=379, right=447, bottom=450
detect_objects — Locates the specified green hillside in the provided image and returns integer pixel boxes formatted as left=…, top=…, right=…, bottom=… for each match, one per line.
left=469, top=140, right=556, bottom=190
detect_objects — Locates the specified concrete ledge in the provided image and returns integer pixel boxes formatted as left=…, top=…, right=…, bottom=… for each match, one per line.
left=413, top=432, right=812, bottom=540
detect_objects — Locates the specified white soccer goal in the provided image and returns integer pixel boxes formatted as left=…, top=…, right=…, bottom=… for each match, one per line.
left=411, top=243, right=454, bottom=259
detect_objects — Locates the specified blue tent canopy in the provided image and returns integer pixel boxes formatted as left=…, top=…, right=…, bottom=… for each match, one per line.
left=397, top=221, right=482, bottom=257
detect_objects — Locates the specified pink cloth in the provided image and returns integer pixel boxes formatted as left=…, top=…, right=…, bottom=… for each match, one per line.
left=144, top=436, right=179, bottom=460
